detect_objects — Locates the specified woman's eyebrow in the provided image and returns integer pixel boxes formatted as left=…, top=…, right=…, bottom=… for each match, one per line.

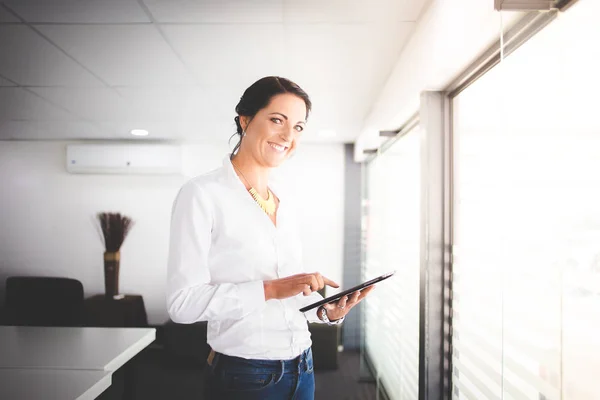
left=269, top=112, right=306, bottom=124
left=269, top=112, right=288, bottom=120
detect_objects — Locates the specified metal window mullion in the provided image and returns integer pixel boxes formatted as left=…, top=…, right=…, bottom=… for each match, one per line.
left=419, top=91, right=452, bottom=400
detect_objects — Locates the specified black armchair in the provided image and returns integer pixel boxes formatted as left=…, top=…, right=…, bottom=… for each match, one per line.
left=3, top=276, right=85, bottom=326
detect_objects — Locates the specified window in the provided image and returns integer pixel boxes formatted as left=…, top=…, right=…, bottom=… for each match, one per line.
left=364, top=129, right=421, bottom=399
left=452, top=1, right=600, bottom=399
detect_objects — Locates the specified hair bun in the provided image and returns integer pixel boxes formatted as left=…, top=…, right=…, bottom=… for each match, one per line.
left=234, top=115, right=243, bottom=135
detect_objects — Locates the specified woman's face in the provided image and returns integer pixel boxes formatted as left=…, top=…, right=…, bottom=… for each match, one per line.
left=239, top=93, right=307, bottom=168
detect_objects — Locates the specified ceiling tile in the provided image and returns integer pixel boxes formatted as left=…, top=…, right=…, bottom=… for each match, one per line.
left=0, top=26, right=104, bottom=86
left=162, top=24, right=286, bottom=86
left=284, top=22, right=413, bottom=88
left=29, top=87, right=132, bottom=122
left=38, top=25, right=195, bottom=86
left=0, top=87, right=76, bottom=121
left=109, top=86, right=242, bottom=140
left=364, top=0, right=427, bottom=22
left=0, top=120, right=112, bottom=140
left=0, top=5, right=19, bottom=22
left=99, top=120, right=233, bottom=141
left=3, top=0, right=150, bottom=23
left=283, top=0, right=364, bottom=23
left=0, top=76, right=17, bottom=86
left=0, top=1, right=421, bottom=143
left=283, top=23, right=375, bottom=87
left=115, top=86, right=222, bottom=122
left=283, top=0, right=425, bottom=23
left=144, top=0, right=283, bottom=23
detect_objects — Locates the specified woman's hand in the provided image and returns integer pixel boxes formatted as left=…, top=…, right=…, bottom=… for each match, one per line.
left=319, top=285, right=376, bottom=321
left=264, top=273, right=339, bottom=301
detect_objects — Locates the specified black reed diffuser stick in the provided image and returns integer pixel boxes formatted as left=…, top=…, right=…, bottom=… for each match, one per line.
left=96, top=212, right=134, bottom=252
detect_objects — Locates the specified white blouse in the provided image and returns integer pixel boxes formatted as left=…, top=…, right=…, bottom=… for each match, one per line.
left=166, top=155, right=328, bottom=360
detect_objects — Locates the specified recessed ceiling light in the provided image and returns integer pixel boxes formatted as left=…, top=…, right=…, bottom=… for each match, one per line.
left=318, top=129, right=337, bottom=138
left=130, top=129, right=149, bottom=137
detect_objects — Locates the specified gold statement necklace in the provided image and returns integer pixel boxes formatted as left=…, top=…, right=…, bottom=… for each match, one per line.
left=231, top=161, right=276, bottom=216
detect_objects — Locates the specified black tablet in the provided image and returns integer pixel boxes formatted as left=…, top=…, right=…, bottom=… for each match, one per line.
left=299, top=271, right=395, bottom=313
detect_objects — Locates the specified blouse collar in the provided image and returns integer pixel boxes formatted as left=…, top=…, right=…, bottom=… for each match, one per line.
left=222, top=154, right=284, bottom=202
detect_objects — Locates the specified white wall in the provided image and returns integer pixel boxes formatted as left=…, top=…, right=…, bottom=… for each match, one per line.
left=278, top=144, right=345, bottom=294
left=0, top=141, right=344, bottom=324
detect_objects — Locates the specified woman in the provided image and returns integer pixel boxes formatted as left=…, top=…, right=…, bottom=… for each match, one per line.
left=166, top=76, right=374, bottom=400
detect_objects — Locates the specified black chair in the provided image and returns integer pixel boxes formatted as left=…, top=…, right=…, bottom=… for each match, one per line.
left=3, top=276, right=85, bottom=326
left=309, top=323, right=341, bottom=370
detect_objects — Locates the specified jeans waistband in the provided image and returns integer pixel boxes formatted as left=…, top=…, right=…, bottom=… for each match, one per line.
left=209, top=347, right=312, bottom=374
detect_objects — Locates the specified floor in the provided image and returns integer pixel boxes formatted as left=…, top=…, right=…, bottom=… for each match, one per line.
left=124, top=347, right=377, bottom=400
left=315, top=350, right=377, bottom=400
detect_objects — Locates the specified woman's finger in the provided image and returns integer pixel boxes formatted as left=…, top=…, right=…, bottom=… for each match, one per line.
left=322, top=276, right=340, bottom=288
left=337, top=296, right=348, bottom=309
left=308, top=275, right=319, bottom=292
left=343, top=291, right=359, bottom=307
left=357, top=285, right=375, bottom=301
left=349, top=288, right=375, bottom=307
left=303, top=284, right=312, bottom=296
left=315, top=273, right=325, bottom=290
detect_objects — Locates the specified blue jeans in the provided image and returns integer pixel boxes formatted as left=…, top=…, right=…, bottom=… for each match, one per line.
left=204, top=347, right=315, bottom=400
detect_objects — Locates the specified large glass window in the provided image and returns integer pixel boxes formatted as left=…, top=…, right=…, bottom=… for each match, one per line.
left=452, top=1, right=600, bottom=399
left=364, top=130, right=421, bottom=399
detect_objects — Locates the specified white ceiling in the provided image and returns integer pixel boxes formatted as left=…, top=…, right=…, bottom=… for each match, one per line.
left=0, top=0, right=427, bottom=143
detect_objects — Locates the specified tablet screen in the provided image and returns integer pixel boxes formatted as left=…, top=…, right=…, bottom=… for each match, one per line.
left=298, top=271, right=395, bottom=313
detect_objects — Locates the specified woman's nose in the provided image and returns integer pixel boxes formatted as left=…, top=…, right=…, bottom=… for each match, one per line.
left=280, top=126, right=294, bottom=141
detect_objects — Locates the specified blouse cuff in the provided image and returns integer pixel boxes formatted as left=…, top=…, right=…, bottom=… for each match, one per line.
left=327, top=316, right=345, bottom=326
left=304, top=306, right=323, bottom=324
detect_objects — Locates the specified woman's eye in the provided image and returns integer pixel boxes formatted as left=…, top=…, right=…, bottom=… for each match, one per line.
left=294, top=125, right=304, bottom=132
left=271, top=118, right=282, bottom=124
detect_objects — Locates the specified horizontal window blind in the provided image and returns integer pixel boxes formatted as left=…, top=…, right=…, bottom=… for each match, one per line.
left=364, top=131, right=420, bottom=399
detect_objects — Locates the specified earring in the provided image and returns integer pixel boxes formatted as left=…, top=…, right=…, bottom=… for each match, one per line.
left=241, top=131, right=246, bottom=137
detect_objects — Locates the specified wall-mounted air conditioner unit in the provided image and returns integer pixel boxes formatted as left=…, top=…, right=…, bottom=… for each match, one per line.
left=66, top=144, right=183, bottom=175
left=494, top=0, right=554, bottom=10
